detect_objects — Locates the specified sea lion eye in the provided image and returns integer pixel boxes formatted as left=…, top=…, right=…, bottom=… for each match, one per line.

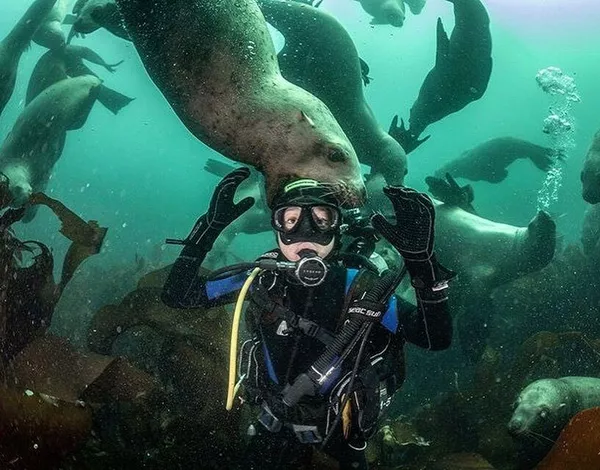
left=328, top=149, right=347, bottom=163
left=539, top=410, right=548, bottom=419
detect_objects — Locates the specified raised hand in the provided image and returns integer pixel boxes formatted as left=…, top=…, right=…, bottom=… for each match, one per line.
left=371, top=186, right=435, bottom=263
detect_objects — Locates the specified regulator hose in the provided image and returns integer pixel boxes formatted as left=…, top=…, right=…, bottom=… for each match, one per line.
left=282, top=266, right=407, bottom=408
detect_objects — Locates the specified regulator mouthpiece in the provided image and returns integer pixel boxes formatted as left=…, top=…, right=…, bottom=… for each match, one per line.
left=295, top=250, right=328, bottom=287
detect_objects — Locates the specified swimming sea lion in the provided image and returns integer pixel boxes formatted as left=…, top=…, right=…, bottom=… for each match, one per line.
left=365, top=173, right=556, bottom=289
left=0, top=75, right=101, bottom=218
left=26, top=45, right=133, bottom=115
left=508, top=377, right=600, bottom=443
left=115, top=0, right=365, bottom=206
left=66, top=0, right=130, bottom=43
left=0, top=0, right=58, bottom=118
left=581, top=129, right=600, bottom=204
left=435, top=137, right=562, bottom=183
left=393, top=0, right=492, bottom=152
left=355, top=0, right=406, bottom=27
left=33, top=0, right=69, bottom=50
left=260, top=0, right=407, bottom=185
left=405, top=0, right=426, bottom=15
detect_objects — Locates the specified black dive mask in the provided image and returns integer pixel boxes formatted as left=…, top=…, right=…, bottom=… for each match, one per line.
left=272, top=203, right=341, bottom=246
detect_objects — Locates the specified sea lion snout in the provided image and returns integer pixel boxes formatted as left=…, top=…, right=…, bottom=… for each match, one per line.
left=507, top=416, right=526, bottom=436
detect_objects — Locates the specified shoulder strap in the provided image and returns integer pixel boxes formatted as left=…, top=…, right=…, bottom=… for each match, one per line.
left=337, top=267, right=381, bottom=332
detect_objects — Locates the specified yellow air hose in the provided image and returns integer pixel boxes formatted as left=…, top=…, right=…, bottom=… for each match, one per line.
left=226, top=267, right=262, bottom=411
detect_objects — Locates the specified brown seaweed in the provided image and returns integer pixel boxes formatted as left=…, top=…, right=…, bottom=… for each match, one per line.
left=29, top=192, right=107, bottom=292
left=536, top=407, right=600, bottom=470
left=0, top=386, right=92, bottom=469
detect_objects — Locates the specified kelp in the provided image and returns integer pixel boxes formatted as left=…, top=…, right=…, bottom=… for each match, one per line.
left=536, top=407, right=600, bottom=470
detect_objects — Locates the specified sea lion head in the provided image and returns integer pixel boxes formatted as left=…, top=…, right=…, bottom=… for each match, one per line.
left=508, top=379, right=571, bottom=442
left=262, top=107, right=366, bottom=209
left=380, top=0, right=406, bottom=27
left=1, top=165, right=32, bottom=208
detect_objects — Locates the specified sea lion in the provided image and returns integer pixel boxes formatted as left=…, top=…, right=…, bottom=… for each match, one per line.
left=434, top=137, right=562, bottom=183
left=0, top=0, right=58, bottom=118
left=26, top=44, right=133, bottom=115
left=581, top=129, right=600, bottom=204
left=114, top=0, right=365, bottom=206
left=508, top=377, right=600, bottom=443
left=0, top=75, right=102, bottom=219
left=355, top=0, right=406, bottom=27
left=581, top=203, right=600, bottom=259
left=66, top=0, right=130, bottom=43
left=260, top=0, right=407, bottom=185
left=33, top=0, right=69, bottom=50
left=365, top=173, right=555, bottom=289
left=392, top=0, right=492, bottom=152
left=405, top=0, right=426, bottom=15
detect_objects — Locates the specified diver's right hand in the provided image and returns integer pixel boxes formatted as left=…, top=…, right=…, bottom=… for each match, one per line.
left=185, top=167, right=255, bottom=245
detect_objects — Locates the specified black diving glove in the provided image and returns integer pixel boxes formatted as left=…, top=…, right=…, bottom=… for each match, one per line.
left=181, top=167, right=255, bottom=257
left=371, top=186, right=453, bottom=288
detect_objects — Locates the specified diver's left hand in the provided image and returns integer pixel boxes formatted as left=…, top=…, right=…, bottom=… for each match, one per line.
left=371, top=186, right=435, bottom=263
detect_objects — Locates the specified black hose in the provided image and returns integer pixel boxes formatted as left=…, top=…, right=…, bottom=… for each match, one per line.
left=282, top=267, right=407, bottom=407
left=320, top=322, right=374, bottom=450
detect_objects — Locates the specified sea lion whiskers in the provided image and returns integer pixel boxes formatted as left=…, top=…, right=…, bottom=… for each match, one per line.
left=523, top=429, right=555, bottom=445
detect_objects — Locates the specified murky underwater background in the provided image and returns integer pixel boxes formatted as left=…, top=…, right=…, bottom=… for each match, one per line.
left=2, top=0, right=600, bottom=468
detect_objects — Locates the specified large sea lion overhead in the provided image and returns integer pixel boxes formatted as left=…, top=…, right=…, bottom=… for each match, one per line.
left=434, top=137, right=561, bottom=183
left=0, top=0, right=58, bottom=119
left=391, top=0, right=492, bottom=152
left=260, top=0, right=407, bottom=186
left=0, top=75, right=102, bottom=219
left=26, top=45, right=134, bottom=115
left=114, top=0, right=366, bottom=207
left=581, top=129, right=600, bottom=204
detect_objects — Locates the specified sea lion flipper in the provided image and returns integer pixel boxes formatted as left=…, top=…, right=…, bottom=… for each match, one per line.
left=435, top=18, right=450, bottom=67
left=62, top=14, right=77, bottom=25
left=96, top=85, right=134, bottom=115
left=204, top=159, right=239, bottom=178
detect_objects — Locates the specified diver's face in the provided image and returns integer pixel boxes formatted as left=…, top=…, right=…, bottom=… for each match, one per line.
left=277, top=234, right=335, bottom=261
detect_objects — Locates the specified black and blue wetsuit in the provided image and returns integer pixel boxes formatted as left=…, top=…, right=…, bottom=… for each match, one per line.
left=161, top=246, right=452, bottom=470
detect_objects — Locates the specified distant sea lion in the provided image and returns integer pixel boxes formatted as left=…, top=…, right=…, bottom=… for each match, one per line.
left=0, top=0, right=58, bottom=118
left=0, top=76, right=101, bottom=219
left=115, top=0, right=365, bottom=206
left=260, top=0, right=407, bottom=185
left=355, top=0, right=406, bottom=27
left=33, top=0, right=69, bottom=50
left=508, top=377, right=600, bottom=443
left=66, top=0, right=130, bottom=43
left=26, top=44, right=133, bottom=115
left=392, top=0, right=492, bottom=152
left=435, top=137, right=561, bottom=183
left=581, top=129, right=600, bottom=204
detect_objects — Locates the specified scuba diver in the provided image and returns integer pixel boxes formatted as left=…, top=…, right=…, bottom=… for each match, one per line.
left=162, top=168, right=454, bottom=470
